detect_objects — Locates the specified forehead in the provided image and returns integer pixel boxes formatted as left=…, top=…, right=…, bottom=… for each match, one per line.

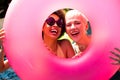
left=65, top=12, right=83, bottom=23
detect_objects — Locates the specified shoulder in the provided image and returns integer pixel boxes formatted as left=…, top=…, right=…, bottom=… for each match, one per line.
left=58, top=39, right=71, bottom=45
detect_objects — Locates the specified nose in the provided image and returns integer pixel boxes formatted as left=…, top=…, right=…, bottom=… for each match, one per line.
left=52, top=22, right=58, bottom=27
left=71, top=24, right=76, bottom=29
left=50, top=23, right=57, bottom=28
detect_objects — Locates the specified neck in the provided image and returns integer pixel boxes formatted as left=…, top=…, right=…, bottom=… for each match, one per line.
left=44, top=36, right=58, bottom=52
left=77, top=35, right=91, bottom=52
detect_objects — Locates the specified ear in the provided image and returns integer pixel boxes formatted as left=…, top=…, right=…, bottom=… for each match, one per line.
left=85, top=23, right=88, bottom=31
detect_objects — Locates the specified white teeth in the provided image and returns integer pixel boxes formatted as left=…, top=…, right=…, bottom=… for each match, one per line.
left=50, top=29, right=58, bottom=34
left=71, top=31, right=78, bottom=34
left=51, top=29, right=57, bottom=33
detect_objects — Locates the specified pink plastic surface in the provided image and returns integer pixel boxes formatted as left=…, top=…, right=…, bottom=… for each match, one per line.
left=3, top=0, right=120, bottom=80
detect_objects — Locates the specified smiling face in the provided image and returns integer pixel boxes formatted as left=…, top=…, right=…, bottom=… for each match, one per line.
left=65, top=10, right=88, bottom=42
left=43, top=14, right=62, bottom=40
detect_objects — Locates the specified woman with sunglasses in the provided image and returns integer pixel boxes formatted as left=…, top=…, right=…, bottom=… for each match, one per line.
left=42, top=10, right=75, bottom=58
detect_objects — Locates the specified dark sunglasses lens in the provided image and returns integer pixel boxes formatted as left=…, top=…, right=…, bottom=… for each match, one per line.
left=46, top=17, right=55, bottom=26
left=57, top=19, right=64, bottom=28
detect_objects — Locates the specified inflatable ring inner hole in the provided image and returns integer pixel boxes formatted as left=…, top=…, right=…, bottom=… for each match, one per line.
left=42, top=8, right=92, bottom=59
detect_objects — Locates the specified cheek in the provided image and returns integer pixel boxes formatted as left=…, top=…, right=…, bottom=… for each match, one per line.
left=44, top=27, right=48, bottom=32
left=79, top=25, right=85, bottom=32
left=44, top=27, right=50, bottom=34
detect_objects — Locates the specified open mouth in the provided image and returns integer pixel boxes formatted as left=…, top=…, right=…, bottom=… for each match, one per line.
left=50, top=29, right=58, bottom=35
left=71, top=31, right=79, bottom=36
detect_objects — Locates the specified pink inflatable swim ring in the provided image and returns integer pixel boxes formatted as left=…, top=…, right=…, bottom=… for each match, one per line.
left=3, top=0, right=120, bottom=80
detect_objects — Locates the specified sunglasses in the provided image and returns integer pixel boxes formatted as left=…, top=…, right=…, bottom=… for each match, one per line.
left=46, top=17, right=64, bottom=28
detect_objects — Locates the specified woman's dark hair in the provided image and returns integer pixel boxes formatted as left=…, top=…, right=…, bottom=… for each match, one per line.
left=42, top=9, right=66, bottom=39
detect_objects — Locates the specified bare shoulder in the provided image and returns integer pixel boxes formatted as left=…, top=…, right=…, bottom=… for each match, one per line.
left=58, top=39, right=71, bottom=45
